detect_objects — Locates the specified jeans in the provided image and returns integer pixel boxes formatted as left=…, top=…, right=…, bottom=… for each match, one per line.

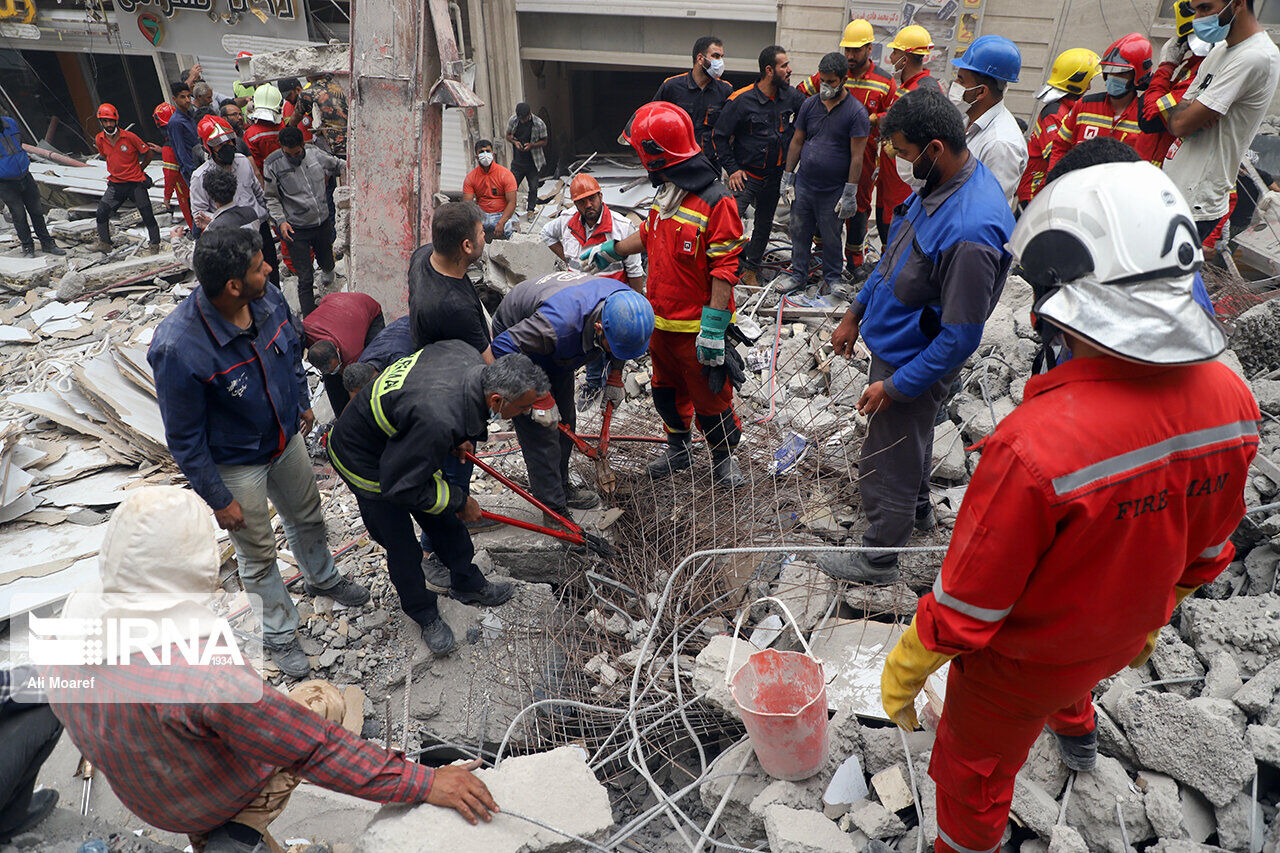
left=733, top=170, right=782, bottom=272
left=583, top=354, right=606, bottom=388
left=0, top=704, right=62, bottom=842
left=511, top=369, right=575, bottom=510
left=284, top=218, right=336, bottom=316
left=481, top=210, right=514, bottom=239
left=259, top=221, right=281, bottom=287
left=216, top=433, right=339, bottom=644
left=357, top=495, right=486, bottom=626
left=0, top=173, right=51, bottom=249
left=511, top=158, right=540, bottom=213
left=96, top=180, right=161, bottom=244
left=788, top=184, right=843, bottom=286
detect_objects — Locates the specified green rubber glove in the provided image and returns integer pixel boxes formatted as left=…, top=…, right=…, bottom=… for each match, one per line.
left=696, top=306, right=731, bottom=367
left=580, top=239, right=623, bottom=272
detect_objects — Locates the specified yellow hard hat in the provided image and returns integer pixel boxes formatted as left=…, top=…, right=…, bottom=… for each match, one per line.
left=1045, top=48, right=1101, bottom=95
left=1174, top=0, right=1195, bottom=39
left=840, top=19, right=875, bottom=49
left=888, top=24, right=933, bottom=55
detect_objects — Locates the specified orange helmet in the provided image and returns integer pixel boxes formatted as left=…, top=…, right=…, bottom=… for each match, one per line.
left=197, top=115, right=236, bottom=150
left=569, top=173, right=602, bottom=202
left=97, top=103, right=119, bottom=121
left=153, top=102, right=176, bottom=127
left=620, top=101, right=700, bottom=172
left=1100, top=33, right=1153, bottom=89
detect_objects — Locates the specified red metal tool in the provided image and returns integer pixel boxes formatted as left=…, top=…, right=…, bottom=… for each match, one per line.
left=464, top=450, right=615, bottom=557
left=559, top=401, right=616, bottom=495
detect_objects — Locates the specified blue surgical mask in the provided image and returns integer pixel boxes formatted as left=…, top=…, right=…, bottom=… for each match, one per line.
left=1192, top=5, right=1235, bottom=44
left=1105, top=75, right=1132, bottom=97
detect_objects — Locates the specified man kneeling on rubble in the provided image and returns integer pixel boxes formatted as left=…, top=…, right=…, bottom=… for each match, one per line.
left=878, top=162, right=1258, bottom=853
left=326, top=343, right=550, bottom=654
left=46, top=487, right=498, bottom=853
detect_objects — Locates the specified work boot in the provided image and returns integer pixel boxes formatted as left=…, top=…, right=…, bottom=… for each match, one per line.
left=1053, top=724, right=1098, bottom=772
left=145, top=242, right=162, bottom=256
left=711, top=448, right=746, bottom=487
left=39, top=240, right=65, bottom=256
left=420, top=617, right=456, bottom=655
left=566, top=484, right=600, bottom=510
left=305, top=575, right=371, bottom=607
left=91, top=240, right=113, bottom=253
left=0, top=789, right=58, bottom=843
left=451, top=580, right=515, bottom=608
left=421, top=554, right=451, bottom=594
left=543, top=506, right=570, bottom=529
left=264, top=637, right=311, bottom=679
left=816, top=552, right=900, bottom=584
left=317, top=268, right=335, bottom=289
left=466, top=516, right=502, bottom=533
left=647, top=433, right=693, bottom=479
left=18, top=245, right=33, bottom=257
left=914, top=504, right=937, bottom=533
left=771, top=274, right=803, bottom=293
left=741, top=268, right=760, bottom=289
left=576, top=382, right=603, bottom=413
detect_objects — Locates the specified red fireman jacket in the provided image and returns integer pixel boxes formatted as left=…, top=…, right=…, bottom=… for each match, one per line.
left=244, top=121, right=283, bottom=173
left=798, top=64, right=896, bottom=194
left=568, top=205, right=628, bottom=283
left=641, top=181, right=744, bottom=332
left=1141, top=55, right=1206, bottom=165
left=1017, top=96, right=1077, bottom=202
left=1048, top=92, right=1162, bottom=171
left=877, top=70, right=941, bottom=212
left=916, top=357, right=1259, bottom=664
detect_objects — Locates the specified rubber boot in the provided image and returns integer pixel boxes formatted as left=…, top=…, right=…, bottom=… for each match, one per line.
left=647, top=432, right=693, bottom=479
left=711, top=447, right=746, bottom=487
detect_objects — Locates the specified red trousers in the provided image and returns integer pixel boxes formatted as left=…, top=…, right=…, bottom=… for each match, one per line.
left=930, top=648, right=1132, bottom=853
left=649, top=329, right=740, bottom=447
left=160, top=153, right=193, bottom=230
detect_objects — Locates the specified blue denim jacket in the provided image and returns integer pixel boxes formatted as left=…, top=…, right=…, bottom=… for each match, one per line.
left=148, top=284, right=308, bottom=510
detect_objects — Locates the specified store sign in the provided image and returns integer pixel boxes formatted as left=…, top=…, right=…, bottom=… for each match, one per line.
left=0, top=0, right=34, bottom=24
left=117, top=0, right=294, bottom=20
left=138, top=12, right=163, bottom=45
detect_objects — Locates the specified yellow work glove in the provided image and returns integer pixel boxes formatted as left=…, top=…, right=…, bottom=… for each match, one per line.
left=881, top=618, right=956, bottom=731
left=1129, top=584, right=1199, bottom=669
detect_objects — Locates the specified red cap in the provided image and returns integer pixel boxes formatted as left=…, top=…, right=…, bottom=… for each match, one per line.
left=236, top=50, right=253, bottom=59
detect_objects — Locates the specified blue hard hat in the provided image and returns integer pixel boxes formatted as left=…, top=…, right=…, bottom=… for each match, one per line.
left=600, top=288, right=654, bottom=361
left=951, top=35, right=1022, bottom=83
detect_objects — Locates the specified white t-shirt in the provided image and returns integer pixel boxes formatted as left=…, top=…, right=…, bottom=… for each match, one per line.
left=966, top=102, right=1028, bottom=209
left=1165, top=31, right=1280, bottom=220
left=540, top=206, right=645, bottom=280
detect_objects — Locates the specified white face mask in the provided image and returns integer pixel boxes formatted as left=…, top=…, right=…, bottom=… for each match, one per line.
left=895, top=156, right=926, bottom=192
left=948, top=80, right=980, bottom=110
left=706, top=57, right=725, bottom=78
left=477, top=151, right=494, bottom=167
left=819, top=82, right=842, bottom=100
left=1188, top=34, right=1213, bottom=57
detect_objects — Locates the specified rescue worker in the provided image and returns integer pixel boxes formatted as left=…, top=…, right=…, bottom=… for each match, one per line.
left=93, top=103, right=161, bottom=254
left=584, top=102, right=748, bottom=486
left=1140, top=33, right=1214, bottom=166
left=712, top=45, right=803, bottom=290
left=1017, top=48, right=1100, bottom=206
left=279, top=77, right=315, bottom=144
left=820, top=87, right=1014, bottom=584
left=487, top=272, right=655, bottom=517
left=233, top=51, right=256, bottom=103
left=0, top=107, right=63, bottom=258
left=245, top=83, right=287, bottom=176
left=796, top=19, right=895, bottom=279
left=876, top=25, right=941, bottom=246
left=652, top=37, right=733, bottom=172
left=950, top=35, right=1028, bottom=208
left=326, top=343, right=538, bottom=653
left=153, top=102, right=195, bottom=230
left=1047, top=33, right=1160, bottom=171
left=878, top=160, right=1255, bottom=853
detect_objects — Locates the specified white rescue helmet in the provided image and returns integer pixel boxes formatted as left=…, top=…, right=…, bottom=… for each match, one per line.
left=1008, top=161, right=1226, bottom=365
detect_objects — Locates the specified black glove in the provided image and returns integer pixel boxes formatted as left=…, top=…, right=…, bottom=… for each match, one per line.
left=703, top=343, right=746, bottom=394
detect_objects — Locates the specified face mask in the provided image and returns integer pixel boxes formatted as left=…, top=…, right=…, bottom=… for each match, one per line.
left=477, top=151, right=494, bottom=167
left=1192, top=4, right=1235, bottom=44
left=214, top=145, right=236, bottom=165
left=286, top=153, right=305, bottom=167
left=1105, top=75, right=1132, bottom=98
left=895, top=155, right=924, bottom=191
left=819, top=83, right=842, bottom=100
left=948, top=80, right=979, bottom=110
left=705, top=57, right=725, bottom=78
left=1188, top=34, right=1213, bottom=56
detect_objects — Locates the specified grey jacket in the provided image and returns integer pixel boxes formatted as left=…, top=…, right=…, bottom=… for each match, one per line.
left=190, top=154, right=267, bottom=223
left=262, top=144, right=343, bottom=228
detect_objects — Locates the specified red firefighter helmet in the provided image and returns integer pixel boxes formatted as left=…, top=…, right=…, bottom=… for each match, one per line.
left=619, top=101, right=701, bottom=172
left=96, top=103, right=119, bottom=121
left=197, top=115, right=236, bottom=150
left=152, top=102, right=176, bottom=127
left=1100, top=32, right=1153, bottom=89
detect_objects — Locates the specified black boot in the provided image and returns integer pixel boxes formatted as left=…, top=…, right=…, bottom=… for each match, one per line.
left=647, top=432, right=693, bottom=479
left=39, top=240, right=65, bottom=257
left=710, top=448, right=746, bottom=487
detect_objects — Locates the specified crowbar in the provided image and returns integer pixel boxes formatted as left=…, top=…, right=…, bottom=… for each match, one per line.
left=559, top=401, right=616, bottom=495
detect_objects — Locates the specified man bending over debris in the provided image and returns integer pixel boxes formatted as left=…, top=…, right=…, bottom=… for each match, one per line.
left=149, top=226, right=370, bottom=680
left=488, top=271, right=655, bottom=519
left=879, top=162, right=1256, bottom=853
left=47, top=487, right=498, bottom=853
left=302, top=291, right=385, bottom=417
left=822, top=87, right=1014, bottom=584
left=326, top=343, right=546, bottom=654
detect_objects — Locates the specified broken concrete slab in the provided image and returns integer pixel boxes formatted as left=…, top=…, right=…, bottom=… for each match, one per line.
left=762, top=804, right=858, bottom=853
left=249, top=43, right=350, bottom=82
left=1233, top=658, right=1280, bottom=715
left=0, top=253, right=63, bottom=292
left=808, top=618, right=947, bottom=720
left=699, top=739, right=771, bottom=845
left=78, top=253, right=177, bottom=290
left=1017, top=731, right=1070, bottom=799
left=847, top=799, right=905, bottom=839
left=1046, top=825, right=1088, bottom=853
left=1062, top=754, right=1152, bottom=851
left=1182, top=594, right=1280, bottom=677
left=356, top=747, right=612, bottom=853
left=841, top=581, right=919, bottom=619
left=1178, top=784, right=1216, bottom=844
left=487, top=237, right=560, bottom=291
left=1139, top=770, right=1186, bottom=841
left=1150, top=625, right=1206, bottom=698
left=770, top=558, right=836, bottom=632
left=1213, top=789, right=1266, bottom=853
left=1203, top=650, right=1244, bottom=700
left=1011, top=776, right=1058, bottom=839
left=1247, top=723, right=1280, bottom=767
left=932, top=420, right=967, bottom=481
left=692, top=633, right=754, bottom=719
left=1115, top=689, right=1254, bottom=807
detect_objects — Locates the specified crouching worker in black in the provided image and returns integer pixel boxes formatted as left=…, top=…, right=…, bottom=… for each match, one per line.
left=325, top=342, right=549, bottom=654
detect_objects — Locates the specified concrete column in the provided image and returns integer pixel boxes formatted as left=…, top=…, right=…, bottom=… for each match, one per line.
left=480, top=0, right=523, bottom=163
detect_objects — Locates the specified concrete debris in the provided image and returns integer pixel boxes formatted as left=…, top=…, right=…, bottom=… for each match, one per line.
left=1233, top=658, right=1280, bottom=715
left=1179, top=784, right=1218, bottom=844
left=762, top=804, right=858, bottom=853
left=1139, top=770, right=1187, bottom=840
left=355, top=748, right=612, bottom=853
left=1149, top=625, right=1206, bottom=698
left=692, top=633, right=754, bottom=719
left=1061, top=754, right=1152, bottom=851
left=1229, top=299, right=1280, bottom=377
left=1247, top=723, right=1280, bottom=767
left=249, top=43, right=350, bottom=82
left=1010, top=775, right=1059, bottom=839
left=846, top=799, right=906, bottom=839
left=1203, top=650, right=1244, bottom=700
left=869, top=764, right=913, bottom=813
left=1213, top=790, right=1266, bottom=852
left=486, top=235, right=561, bottom=292
left=1046, top=825, right=1089, bottom=853
left=1182, top=594, right=1280, bottom=677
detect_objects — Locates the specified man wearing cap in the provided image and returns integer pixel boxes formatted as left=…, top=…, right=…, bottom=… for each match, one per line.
left=278, top=77, right=315, bottom=144
left=653, top=37, right=733, bottom=172
left=93, top=102, right=161, bottom=254
left=505, top=103, right=548, bottom=216
left=244, top=83, right=287, bottom=176
left=1018, top=49, right=1100, bottom=206
left=233, top=51, right=257, bottom=104
left=541, top=174, right=646, bottom=409
left=462, top=139, right=517, bottom=240
left=950, top=35, right=1028, bottom=208
left=876, top=25, right=941, bottom=244
left=877, top=160, right=1256, bottom=853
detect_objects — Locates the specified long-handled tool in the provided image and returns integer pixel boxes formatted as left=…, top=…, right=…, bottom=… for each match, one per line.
left=75, top=756, right=93, bottom=816
left=559, top=400, right=616, bottom=496
left=464, top=450, right=615, bottom=557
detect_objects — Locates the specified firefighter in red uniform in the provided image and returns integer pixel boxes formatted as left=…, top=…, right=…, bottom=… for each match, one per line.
left=878, top=161, right=1257, bottom=853
left=152, top=102, right=194, bottom=230
left=875, top=25, right=942, bottom=245
left=1016, top=48, right=1099, bottom=208
left=796, top=19, right=895, bottom=278
left=581, top=102, right=748, bottom=486
left=1048, top=33, right=1161, bottom=171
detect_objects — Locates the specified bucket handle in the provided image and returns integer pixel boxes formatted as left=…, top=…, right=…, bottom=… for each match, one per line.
left=725, top=595, right=821, bottom=687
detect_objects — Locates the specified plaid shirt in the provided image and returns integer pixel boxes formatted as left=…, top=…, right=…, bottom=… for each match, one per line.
left=47, top=659, right=433, bottom=833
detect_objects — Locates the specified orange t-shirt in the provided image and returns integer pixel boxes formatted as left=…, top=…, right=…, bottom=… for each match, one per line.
left=463, top=164, right=516, bottom=214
